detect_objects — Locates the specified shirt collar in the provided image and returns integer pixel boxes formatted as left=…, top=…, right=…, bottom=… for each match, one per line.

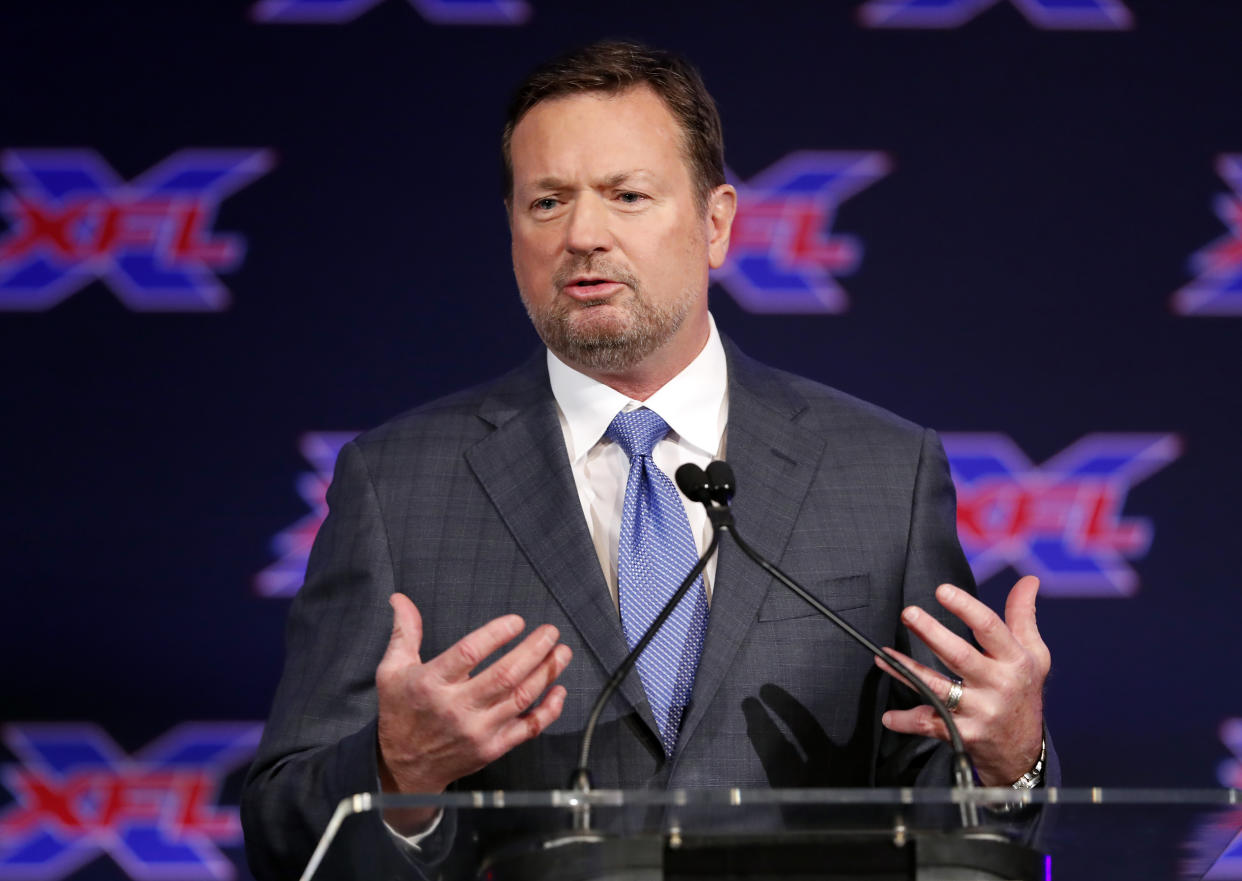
left=547, top=314, right=728, bottom=463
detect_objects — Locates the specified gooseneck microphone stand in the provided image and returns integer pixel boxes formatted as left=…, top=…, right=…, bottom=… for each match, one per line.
left=569, top=459, right=979, bottom=832
left=679, top=461, right=980, bottom=829
left=569, top=528, right=723, bottom=831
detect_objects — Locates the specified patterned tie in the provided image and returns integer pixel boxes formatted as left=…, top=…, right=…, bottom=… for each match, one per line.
left=607, top=407, right=710, bottom=757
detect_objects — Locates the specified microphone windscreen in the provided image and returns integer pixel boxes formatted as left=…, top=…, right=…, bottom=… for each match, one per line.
left=675, top=463, right=712, bottom=503
left=705, top=460, right=736, bottom=504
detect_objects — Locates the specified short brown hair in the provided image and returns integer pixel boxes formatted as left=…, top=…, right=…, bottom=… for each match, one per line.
left=502, top=41, right=726, bottom=211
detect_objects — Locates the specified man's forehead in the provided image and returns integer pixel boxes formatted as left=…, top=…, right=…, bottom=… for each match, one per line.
left=520, top=83, right=668, bottom=122
left=509, top=86, right=689, bottom=187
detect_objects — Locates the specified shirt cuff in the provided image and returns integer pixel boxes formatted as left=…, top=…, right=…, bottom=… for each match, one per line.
left=376, top=773, right=444, bottom=851
left=383, top=806, right=443, bottom=851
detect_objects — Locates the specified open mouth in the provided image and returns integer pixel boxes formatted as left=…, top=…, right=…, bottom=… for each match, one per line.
left=564, top=277, right=622, bottom=298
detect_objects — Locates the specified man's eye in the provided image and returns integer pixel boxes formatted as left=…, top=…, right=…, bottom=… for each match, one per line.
left=617, top=192, right=646, bottom=204
left=533, top=198, right=559, bottom=211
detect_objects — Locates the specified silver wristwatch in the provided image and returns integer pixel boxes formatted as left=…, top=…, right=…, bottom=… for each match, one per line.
left=985, top=737, right=1046, bottom=814
left=1010, top=736, right=1046, bottom=790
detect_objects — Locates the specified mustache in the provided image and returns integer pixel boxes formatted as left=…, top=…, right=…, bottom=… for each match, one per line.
left=552, top=257, right=639, bottom=291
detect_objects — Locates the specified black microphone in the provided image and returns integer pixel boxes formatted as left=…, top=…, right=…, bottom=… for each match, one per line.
left=677, top=462, right=713, bottom=505
left=569, top=467, right=725, bottom=825
left=684, top=459, right=980, bottom=828
left=704, top=460, right=734, bottom=506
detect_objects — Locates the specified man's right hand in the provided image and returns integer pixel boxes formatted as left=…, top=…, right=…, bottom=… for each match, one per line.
left=375, top=593, right=572, bottom=817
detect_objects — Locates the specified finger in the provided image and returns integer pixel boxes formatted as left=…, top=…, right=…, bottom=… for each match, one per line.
left=489, top=641, right=576, bottom=720
left=471, top=626, right=567, bottom=709
left=429, top=614, right=526, bottom=682
left=874, top=647, right=953, bottom=697
left=933, top=583, right=1024, bottom=663
left=1004, top=575, right=1047, bottom=659
left=900, top=603, right=990, bottom=682
left=465, top=624, right=558, bottom=708
left=495, top=685, right=568, bottom=755
left=881, top=704, right=950, bottom=743
left=386, top=593, right=424, bottom=664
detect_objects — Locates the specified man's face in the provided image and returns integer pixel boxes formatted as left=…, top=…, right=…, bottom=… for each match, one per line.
left=508, top=86, right=734, bottom=380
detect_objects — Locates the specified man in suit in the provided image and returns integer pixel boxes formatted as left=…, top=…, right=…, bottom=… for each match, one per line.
left=242, top=41, right=1053, bottom=880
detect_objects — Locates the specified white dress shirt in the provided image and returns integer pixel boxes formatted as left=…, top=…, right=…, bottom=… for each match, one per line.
left=547, top=313, right=729, bottom=606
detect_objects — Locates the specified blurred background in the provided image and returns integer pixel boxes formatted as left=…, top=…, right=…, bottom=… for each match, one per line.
left=1, top=1, right=1239, bottom=878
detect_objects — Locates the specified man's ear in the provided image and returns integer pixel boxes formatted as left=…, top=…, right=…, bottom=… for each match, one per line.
left=705, top=184, right=737, bottom=269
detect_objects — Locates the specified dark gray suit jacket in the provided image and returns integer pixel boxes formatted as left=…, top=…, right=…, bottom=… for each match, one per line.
left=242, top=341, right=1037, bottom=879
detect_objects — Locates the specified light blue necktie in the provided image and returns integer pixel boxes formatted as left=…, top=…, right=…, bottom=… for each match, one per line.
left=607, top=407, right=710, bottom=757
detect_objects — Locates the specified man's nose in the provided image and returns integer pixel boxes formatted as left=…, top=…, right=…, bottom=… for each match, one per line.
left=564, top=195, right=611, bottom=254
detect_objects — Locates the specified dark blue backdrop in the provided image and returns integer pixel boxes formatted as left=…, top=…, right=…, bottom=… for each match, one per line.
left=2, top=2, right=1240, bottom=879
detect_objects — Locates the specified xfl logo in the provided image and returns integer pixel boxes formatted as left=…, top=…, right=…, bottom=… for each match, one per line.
left=858, top=0, right=1133, bottom=29
left=943, top=433, right=1180, bottom=596
left=1183, top=809, right=1242, bottom=881
left=714, top=151, right=890, bottom=314
left=257, top=432, right=359, bottom=597
left=1180, top=719, right=1242, bottom=879
left=0, top=723, right=261, bottom=881
left=251, top=0, right=530, bottom=24
left=0, top=150, right=272, bottom=311
left=1173, top=154, right=1242, bottom=316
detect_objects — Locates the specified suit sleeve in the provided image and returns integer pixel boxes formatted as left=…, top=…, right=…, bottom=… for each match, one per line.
left=240, top=441, right=453, bottom=881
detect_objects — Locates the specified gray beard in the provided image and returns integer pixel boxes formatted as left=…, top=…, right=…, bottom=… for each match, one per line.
left=529, top=300, right=687, bottom=373
left=522, top=259, right=694, bottom=373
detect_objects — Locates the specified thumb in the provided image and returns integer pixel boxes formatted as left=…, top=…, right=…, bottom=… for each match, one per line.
left=386, top=593, right=424, bottom=663
left=1005, top=575, right=1046, bottom=657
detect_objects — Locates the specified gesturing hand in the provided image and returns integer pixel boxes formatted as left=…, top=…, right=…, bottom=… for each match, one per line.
left=877, top=575, right=1050, bottom=786
left=376, top=593, right=572, bottom=807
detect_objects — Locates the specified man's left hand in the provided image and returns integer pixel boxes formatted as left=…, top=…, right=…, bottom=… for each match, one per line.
left=877, top=575, right=1050, bottom=786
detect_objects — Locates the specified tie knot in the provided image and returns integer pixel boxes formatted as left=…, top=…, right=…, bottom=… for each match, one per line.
left=606, top=408, right=671, bottom=460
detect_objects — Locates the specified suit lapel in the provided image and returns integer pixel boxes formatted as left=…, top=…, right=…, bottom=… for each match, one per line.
left=462, top=343, right=828, bottom=760
left=463, top=356, right=658, bottom=735
left=672, top=342, right=828, bottom=760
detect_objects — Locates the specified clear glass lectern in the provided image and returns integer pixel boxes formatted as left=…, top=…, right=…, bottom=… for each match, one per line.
left=297, top=787, right=1242, bottom=880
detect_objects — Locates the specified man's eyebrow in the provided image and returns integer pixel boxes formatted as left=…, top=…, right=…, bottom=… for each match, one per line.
left=600, top=170, right=654, bottom=188
left=528, top=170, right=655, bottom=191
left=532, top=176, right=569, bottom=191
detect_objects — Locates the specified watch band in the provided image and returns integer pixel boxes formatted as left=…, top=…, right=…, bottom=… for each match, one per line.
left=984, top=736, right=1046, bottom=815
left=1011, top=736, right=1046, bottom=790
